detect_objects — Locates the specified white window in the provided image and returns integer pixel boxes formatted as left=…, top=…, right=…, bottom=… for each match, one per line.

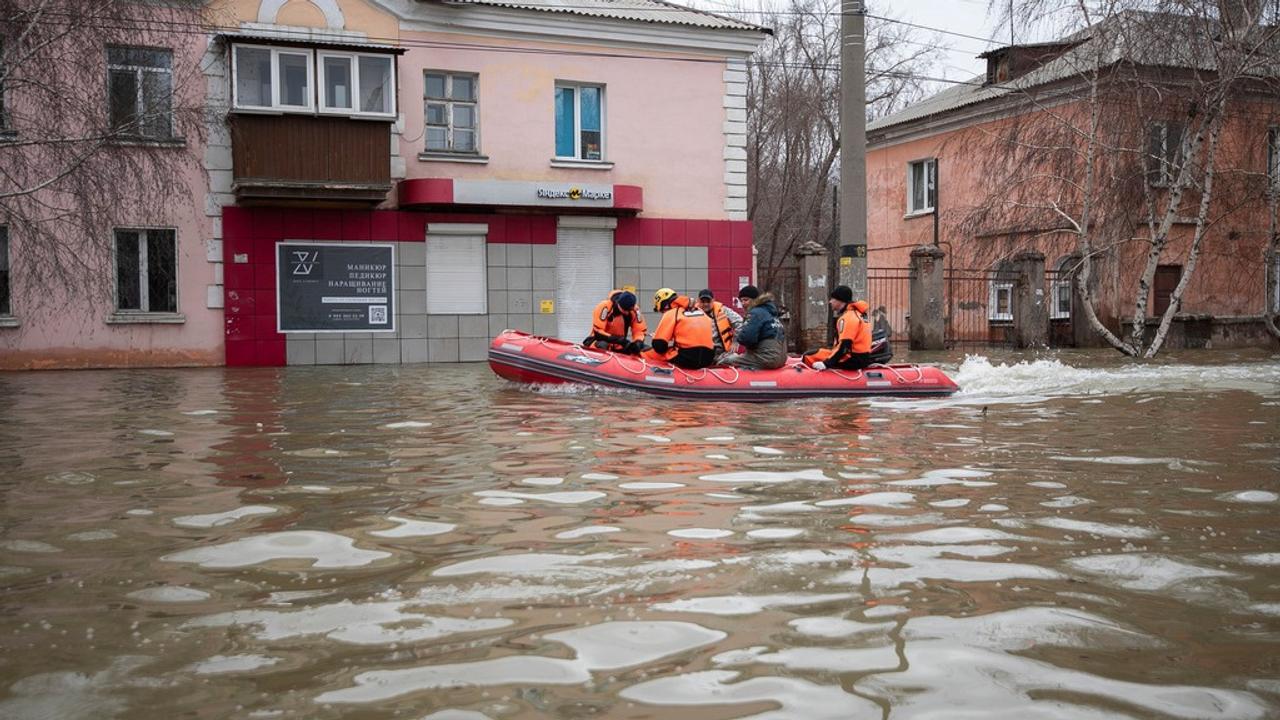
left=107, top=46, right=173, bottom=139
left=988, top=260, right=1014, bottom=322
left=989, top=282, right=1013, bottom=321
left=0, top=226, right=10, bottom=316
left=233, top=45, right=314, bottom=112
left=426, top=223, right=487, bottom=314
left=554, top=82, right=604, bottom=161
left=1050, top=256, right=1075, bottom=320
left=319, top=52, right=395, bottom=117
left=1147, top=121, right=1186, bottom=187
left=114, top=228, right=177, bottom=313
left=425, top=71, right=478, bottom=153
left=907, top=158, right=936, bottom=214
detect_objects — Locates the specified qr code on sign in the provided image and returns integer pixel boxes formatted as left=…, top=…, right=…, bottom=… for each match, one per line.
left=369, top=305, right=388, bottom=325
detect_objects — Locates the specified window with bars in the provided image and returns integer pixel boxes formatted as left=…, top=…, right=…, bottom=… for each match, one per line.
left=107, top=46, right=173, bottom=139
left=114, top=228, right=177, bottom=314
left=988, top=260, right=1015, bottom=322
left=424, top=72, right=478, bottom=153
left=554, top=82, right=604, bottom=161
left=1050, top=256, right=1076, bottom=320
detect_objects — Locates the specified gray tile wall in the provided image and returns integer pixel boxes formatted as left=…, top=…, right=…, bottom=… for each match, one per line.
left=615, top=243, right=710, bottom=331
left=285, top=239, right=707, bottom=365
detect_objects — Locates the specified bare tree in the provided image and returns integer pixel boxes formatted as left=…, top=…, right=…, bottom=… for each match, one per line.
left=742, top=0, right=942, bottom=291
left=962, top=0, right=1279, bottom=356
left=0, top=0, right=207, bottom=316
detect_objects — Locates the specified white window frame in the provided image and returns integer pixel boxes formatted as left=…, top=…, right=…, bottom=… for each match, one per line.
left=424, top=70, right=479, bottom=154
left=426, top=223, right=488, bottom=315
left=231, top=44, right=315, bottom=113
left=317, top=51, right=396, bottom=118
left=554, top=81, right=606, bottom=162
left=907, top=158, right=936, bottom=215
left=106, top=45, right=173, bottom=139
left=1050, top=257, right=1075, bottom=320
left=112, top=227, right=180, bottom=316
left=988, top=281, right=1013, bottom=321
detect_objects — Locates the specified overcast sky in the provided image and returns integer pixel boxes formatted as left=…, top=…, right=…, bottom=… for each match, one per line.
left=896, top=1, right=1009, bottom=81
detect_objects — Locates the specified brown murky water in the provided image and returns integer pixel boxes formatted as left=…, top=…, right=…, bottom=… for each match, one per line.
left=1, top=350, right=1279, bottom=719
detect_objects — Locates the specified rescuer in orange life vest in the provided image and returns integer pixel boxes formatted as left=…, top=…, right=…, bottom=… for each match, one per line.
left=641, top=288, right=717, bottom=369
left=584, top=290, right=647, bottom=354
left=694, top=288, right=743, bottom=363
left=803, top=285, right=874, bottom=370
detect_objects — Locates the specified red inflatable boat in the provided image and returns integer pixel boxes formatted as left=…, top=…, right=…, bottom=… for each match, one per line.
left=488, top=331, right=959, bottom=401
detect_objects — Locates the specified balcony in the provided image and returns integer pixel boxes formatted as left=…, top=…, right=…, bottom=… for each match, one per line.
left=230, top=114, right=392, bottom=206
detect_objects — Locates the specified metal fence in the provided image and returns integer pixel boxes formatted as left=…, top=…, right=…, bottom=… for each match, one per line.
left=1046, top=268, right=1075, bottom=347
left=945, top=268, right=1014, bottom=348
left=867, top=267, right=911, bottom=344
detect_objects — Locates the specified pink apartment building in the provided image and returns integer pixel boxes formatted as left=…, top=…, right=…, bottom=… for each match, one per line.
left=0, top=0, right=767, bottom=369
left=865, top=13, right=1279, bottom=348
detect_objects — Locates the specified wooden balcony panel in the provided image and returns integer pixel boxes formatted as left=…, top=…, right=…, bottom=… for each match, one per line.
left=230, top=114, right=392, bottom=205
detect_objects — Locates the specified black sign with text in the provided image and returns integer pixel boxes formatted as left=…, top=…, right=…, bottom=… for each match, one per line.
left=276, top=242, right=396, bottom=332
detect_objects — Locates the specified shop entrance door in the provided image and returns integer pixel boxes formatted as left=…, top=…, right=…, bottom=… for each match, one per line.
left=556, top=217, right=616, bottom=342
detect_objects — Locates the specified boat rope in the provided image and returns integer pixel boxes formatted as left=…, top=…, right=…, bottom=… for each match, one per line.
left=829, top=368, right=865, bottom=382
left=678, top=367, right=708, bottom=383
left=611, top=353, right=651, bottom=375
left=707, top=366, right=740, bottom=384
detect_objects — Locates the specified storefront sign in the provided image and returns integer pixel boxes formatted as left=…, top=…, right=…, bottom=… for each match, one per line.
left=535, top=186, right=613, bottom=201
left=276, top=242, right=396, bottom=333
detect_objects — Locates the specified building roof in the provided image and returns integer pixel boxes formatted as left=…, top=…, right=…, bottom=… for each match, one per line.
left=435, top=0, right=769, bottom=33
left=868, top=10, right=1269, bottom=137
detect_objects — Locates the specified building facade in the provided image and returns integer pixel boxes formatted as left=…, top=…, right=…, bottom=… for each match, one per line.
left=865, top=14, right=1280, bottom=348
left=0, top=0, right=766, bottom=369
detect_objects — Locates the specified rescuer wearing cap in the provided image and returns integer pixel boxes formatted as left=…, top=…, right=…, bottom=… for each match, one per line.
left=641, top=288, right=716, bottom=369
left=584, top=289, right=647, bottom=354
left=802, top=285, right=873, bottom=370
left=694, top=288, right=743, bottom=362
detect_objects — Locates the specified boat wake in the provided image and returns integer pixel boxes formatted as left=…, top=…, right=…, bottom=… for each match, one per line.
left=872, top=355, right=1280, bottom=410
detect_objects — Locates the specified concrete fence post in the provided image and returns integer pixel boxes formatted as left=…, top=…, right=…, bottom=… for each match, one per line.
left=909, top=245, right=946, bottom=350
left=1013, top=250, right=1048, bottom=348
left=796, top=241, right=830, bottom=352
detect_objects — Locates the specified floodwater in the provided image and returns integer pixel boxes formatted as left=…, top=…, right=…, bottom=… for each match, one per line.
left=1, top=350, right=1279, bottom=720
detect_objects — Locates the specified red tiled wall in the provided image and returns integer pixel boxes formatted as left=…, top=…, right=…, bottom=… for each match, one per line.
left=223, top=208, right=753, bottom=366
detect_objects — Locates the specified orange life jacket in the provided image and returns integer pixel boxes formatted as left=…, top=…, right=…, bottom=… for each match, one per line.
left=643, top=306, right=714, bottom=360
left=589, top=290, right=647, bottom=347
left=707, top=300, right=735, bottom=350
left=805, top=303, right=871, bottom=365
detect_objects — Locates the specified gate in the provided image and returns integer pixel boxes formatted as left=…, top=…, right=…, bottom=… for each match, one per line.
left=867, top=267, right=910, bottom=344
left=945, top=268, right=1014, bottom=348
left=1046, top=268, right=1075, bottom=347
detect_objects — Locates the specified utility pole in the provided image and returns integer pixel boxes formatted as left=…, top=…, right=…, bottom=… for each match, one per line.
left=838, top=0, right=867, bottom=298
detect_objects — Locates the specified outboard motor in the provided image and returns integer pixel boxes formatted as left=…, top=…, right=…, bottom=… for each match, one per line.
left=869, top=328, right=893, bottom=365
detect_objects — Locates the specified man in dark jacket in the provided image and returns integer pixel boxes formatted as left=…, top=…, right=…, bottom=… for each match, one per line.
left=721, top=285, right=787, bottom=370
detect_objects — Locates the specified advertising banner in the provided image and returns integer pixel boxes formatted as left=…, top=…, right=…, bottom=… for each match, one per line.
left=276, top=242, right=396, bottom=333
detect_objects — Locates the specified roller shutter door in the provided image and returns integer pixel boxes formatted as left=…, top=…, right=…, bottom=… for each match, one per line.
left=555, top=225, right=614, bottom=341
